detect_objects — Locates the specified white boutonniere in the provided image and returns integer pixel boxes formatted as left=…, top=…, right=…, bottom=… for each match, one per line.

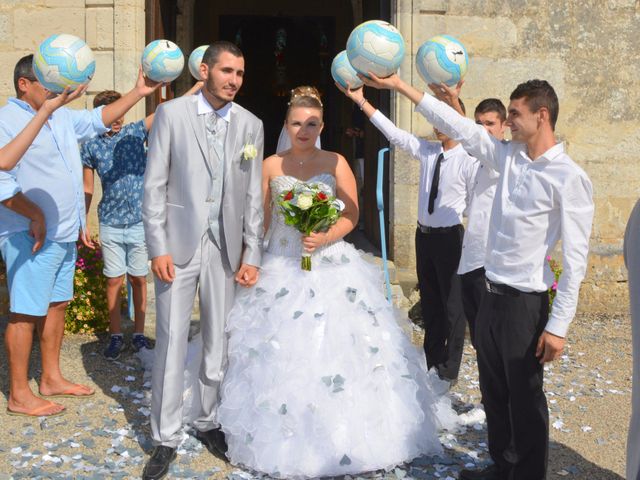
left=242, top=134, right=257, bottom=161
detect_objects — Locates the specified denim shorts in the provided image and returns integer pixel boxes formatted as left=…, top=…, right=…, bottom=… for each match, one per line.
left=99, top=222, right=149, bottom=278
left=0, top=231, right=76, bottom=316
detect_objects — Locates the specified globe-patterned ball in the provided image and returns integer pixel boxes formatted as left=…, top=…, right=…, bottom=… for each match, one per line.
left=416, top=35, right=468, bottom=86
left=331, top=50, right=363, bottom=90
left=141, top=39, right=184, bottom=83
left=188, top=45, right=209, bottom=80
left=33, top=34, right=95, bottom=93
left=346, top=20, right=405, bottom=78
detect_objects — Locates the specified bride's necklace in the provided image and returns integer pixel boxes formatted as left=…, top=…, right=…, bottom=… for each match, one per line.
left=291, top=148, right=319, bottom=168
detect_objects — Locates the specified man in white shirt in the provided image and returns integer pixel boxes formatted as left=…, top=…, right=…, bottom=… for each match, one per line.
left=360, top=73, right=594, bottom=480
left=459, top=98, right=506, bottom=347
left=337, top=83, right=476, bottom=384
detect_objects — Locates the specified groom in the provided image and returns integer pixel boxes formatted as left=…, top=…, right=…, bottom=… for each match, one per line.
left=142, top=41, right=264, bottom=480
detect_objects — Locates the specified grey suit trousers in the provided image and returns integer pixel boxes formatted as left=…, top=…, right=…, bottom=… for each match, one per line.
left=151, top=230, right=236, bottom=447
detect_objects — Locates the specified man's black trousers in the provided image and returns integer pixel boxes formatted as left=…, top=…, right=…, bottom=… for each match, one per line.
left=415, top=224, right=466, bottom=381
left=460, top=266, right=486, bottom=348
left=476, top=283, right=550, bottom=480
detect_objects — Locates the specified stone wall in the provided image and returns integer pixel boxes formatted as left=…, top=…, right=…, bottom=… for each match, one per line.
left=0, top=0, right=145, bottom=315
left=391, top=0, right=639, bottom=312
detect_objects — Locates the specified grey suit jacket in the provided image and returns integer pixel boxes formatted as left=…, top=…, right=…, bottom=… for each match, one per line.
left=143, top=95, right=264, bottom=269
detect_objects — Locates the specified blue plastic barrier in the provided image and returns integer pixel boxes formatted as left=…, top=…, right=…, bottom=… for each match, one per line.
left=376, top=147, right=392, bottom=303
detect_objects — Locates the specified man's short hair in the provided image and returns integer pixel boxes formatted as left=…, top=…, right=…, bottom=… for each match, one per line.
left=510, top=79, right=559, bottom=129
left=93, top=90, right=122, bottom=108
left=14, top=54, right=37, bottom=97
left=458, top=98, right=466, bottom=115
left=474, top=98, right=506, bottom=122
left=202, top=41, right=243, bottom=67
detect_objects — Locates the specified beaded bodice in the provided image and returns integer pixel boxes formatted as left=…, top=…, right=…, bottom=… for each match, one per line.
left=266, top=173, right=340, bottom=258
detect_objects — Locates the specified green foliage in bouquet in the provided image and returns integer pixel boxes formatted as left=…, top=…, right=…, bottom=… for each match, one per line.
left=547, top=255, right=562, bottom=307
left=65, top=241, right=109, bottom=334
left=278, top=183, right=344, bottom=270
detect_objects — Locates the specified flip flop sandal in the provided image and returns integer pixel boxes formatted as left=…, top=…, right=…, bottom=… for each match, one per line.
left=39, top=385, right=96, bottom=399
left=7, top=401, right=66, bottom=418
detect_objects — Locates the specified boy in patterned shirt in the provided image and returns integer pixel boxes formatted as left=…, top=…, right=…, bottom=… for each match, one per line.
left=82, top=84, right=202, bottom=359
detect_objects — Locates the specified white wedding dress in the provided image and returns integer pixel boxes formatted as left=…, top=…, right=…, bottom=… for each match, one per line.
left=215, top=173, right=457, bottom=478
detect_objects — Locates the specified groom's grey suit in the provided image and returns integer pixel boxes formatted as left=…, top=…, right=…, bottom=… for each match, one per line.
left=143, top=93, right=264, bottom=447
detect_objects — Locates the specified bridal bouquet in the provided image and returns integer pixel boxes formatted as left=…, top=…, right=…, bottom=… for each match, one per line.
left=277, top=182, right=345, bottom=270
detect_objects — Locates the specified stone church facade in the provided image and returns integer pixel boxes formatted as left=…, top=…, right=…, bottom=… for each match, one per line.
left=0, top=0, right=637, bottom=314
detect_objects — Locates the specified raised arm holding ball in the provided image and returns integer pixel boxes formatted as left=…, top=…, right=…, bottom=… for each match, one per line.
left=360, top=69, right=594, bottom=480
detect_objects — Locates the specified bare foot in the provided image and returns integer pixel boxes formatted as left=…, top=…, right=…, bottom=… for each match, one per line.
left=7, top=393, right=65, bottom=417
left=39, top=377, right=95, bottom=398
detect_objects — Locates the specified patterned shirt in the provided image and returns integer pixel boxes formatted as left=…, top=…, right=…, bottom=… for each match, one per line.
left=81, top=120, right=148, bottom=226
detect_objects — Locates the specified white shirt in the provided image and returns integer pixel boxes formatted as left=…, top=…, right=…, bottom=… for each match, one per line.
left=370, top=110, right=477, bottom=228
left=416, top=93, right=594, bottom=337
left=196, top=91, right=232, bottom=123
left=458, top=155, right=500, bottom=275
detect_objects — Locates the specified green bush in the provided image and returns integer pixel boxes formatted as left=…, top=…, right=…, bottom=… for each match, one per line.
left=65, top=241, right=110, bottom=334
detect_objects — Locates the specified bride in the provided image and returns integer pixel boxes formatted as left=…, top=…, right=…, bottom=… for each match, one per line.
left=214, top=86, right=457, bottom=478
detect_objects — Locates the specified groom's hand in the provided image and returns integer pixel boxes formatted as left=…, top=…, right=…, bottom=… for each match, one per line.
left=235, top=263, right=258, bottom=287
left=152, top=254, right=176, bottom=283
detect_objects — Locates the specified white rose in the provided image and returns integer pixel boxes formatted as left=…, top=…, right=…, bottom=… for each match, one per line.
left=296, top=193, right=314, bottom=210
left=242, top=143, right=258, bottom=161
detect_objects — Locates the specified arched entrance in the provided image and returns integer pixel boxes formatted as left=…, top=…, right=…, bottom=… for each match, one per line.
left=145, top=0, right=391, bottom=252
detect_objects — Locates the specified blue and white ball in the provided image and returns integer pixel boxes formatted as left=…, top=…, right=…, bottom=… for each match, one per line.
left=346, top=20, right=405, bottom=78
left=188, top=45, right=209, bottom=80
left=141, top=39, right=184, bottom=83
left=331, top=50, right=363, bottom=89
left=416, top=35, right=468, bottom=86
left=33, top=34, right=95, bottom=93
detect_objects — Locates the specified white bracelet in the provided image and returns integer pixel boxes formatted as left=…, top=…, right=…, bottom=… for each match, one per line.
left=358, top=98, right=367, bottom=110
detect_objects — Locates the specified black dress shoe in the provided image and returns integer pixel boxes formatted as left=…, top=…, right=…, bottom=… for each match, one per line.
left=195, top=427, right=228, bottom=460
left=142, top=445, right=176, bottom=480
left=459, top=464, right=502, bottom=480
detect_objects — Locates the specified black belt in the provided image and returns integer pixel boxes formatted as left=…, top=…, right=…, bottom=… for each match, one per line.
left=417, top=223, right=461, bottom=234
left=485, top=278, right=522, bottom=296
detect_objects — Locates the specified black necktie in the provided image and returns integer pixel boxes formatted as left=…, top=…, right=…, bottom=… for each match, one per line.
left=428, top=153, right=443, bottom=215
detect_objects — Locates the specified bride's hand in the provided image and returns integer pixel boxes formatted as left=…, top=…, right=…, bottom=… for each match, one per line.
left=302, top=231, right=330, bottom=253
left=235, top=263, right=259, bottom=287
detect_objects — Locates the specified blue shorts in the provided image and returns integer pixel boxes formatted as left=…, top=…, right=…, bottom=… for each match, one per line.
left=99, top=222, right=149, bottom=278
left=0, top=231, right=76, bottom=316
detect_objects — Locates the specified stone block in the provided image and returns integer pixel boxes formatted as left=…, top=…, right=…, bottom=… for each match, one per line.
left=90, top=50, right=114, bottom=91
left=86, top=7, right=114, bottom=49
left=392, top=183, right=419, bottom=226
left=391, top=224, right=417, bottom=270
left=87, top=0, right=114, bottom=5
left=113, top=4, right=144, bottom=50
left=393, top=150, right=421, bottom=185
left=412, top=0, right=447, bottom=14
left=45, top=0, right=85, bottom=6
left=13, top=8, right=85, bottom=50
left=0, top=13, right=11, bottom=46
left=412, top=14, right=517, bottom=57
left=0, top=52, right=28, bottom=95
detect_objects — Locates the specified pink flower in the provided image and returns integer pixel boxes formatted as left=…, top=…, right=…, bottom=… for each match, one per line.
left=551, top=280, right=558, bottom=291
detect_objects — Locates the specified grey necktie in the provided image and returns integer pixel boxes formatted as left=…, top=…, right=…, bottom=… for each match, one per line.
left=205, top=112, right=225, bottom=161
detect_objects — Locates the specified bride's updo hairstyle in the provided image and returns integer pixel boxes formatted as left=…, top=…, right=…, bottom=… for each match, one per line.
left=286, top=86, right=323, bottom=120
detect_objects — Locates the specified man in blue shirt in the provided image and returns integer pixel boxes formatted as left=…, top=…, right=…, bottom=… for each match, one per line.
left=0, top=55, right=160, bottom=417
left=83, top=82, right=202, bottom=360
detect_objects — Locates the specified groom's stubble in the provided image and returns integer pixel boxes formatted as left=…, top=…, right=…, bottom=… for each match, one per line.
left=200, top=51, right=245, bottom=110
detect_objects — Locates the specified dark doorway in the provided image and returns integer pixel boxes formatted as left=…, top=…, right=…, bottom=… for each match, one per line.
left=218, top=16, right=336, bottom=156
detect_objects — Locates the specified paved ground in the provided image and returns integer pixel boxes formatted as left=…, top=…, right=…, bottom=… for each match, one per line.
left=0, top=310, right=631, bottom=479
